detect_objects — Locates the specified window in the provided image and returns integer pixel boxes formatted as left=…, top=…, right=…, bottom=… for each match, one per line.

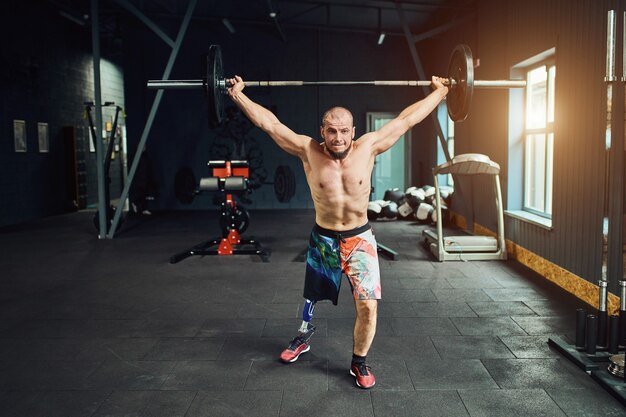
left=523, top=62, right=555, bottom=218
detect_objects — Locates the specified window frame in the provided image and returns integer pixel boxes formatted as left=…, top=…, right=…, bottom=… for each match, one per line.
left=522, top=59, right=555, bottom=219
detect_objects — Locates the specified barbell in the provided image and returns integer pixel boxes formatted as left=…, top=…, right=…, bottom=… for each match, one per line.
left=147, top=44, right=527, bottom=125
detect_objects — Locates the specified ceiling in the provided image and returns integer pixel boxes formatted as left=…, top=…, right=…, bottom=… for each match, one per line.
left=50, top=0, right=475, bottom=45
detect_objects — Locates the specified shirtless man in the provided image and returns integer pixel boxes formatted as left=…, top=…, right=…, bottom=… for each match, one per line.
left=227, top=75, right=449, bottom=388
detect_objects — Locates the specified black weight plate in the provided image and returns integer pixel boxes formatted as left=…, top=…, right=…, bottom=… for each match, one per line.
left=219, top=206, right=250, bottom=235
left=274, top=165, right=296, bottom=203
left=447, top=44, right=474, bottom=122
left=206, top=45, right=224, bottom=128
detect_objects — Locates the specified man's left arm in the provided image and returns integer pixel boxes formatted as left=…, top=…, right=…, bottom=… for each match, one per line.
left=362, top=76, right=448, bottom=155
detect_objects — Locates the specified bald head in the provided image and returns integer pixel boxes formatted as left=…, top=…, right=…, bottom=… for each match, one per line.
left=321, top=107, right=354, bottom=127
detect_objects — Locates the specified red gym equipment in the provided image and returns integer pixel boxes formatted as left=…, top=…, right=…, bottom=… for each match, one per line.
left=169, top=160, right=270, bottom=263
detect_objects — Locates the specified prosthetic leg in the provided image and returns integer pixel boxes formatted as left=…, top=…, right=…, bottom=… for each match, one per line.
left=279, top=299, right=317, bottom=363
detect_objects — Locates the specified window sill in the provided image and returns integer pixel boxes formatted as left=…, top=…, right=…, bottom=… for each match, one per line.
left=505, top=210, right=552, bottom=230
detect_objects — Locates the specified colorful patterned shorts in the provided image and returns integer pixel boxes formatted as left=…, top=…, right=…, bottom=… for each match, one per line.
left=303, top=223, right=381, bottom=305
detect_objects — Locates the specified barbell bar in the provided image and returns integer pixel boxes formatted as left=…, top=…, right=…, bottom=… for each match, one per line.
left=146, top=44, right=527, bottom=125
left=147, top=79, right=527, bottom=89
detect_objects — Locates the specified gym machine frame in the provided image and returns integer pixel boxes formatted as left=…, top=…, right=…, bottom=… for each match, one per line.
left=422, top=153, right=507, bottom=262
left=169, top=160, right=270, bottom=264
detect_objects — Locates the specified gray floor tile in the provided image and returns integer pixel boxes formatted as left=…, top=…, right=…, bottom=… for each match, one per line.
left=85, top=360, right=176, bottom=389
left=195, top=318, right=266, bottom=337
left=280, top=390, right=373, bottom=417
left=380, top=288, right=438, bottom=302
left=451, top=317, right=527, bottom=336
left=432, top=288, right=493, bottom=302
left=245, top=360, right=328, bottom=391
left=371, top=390, right=470, bottom=417
left=511, top=316, right=572, bottom=336
left=389, top=317, right=460, bottom=336
left=405, top=359, right=499, bottom=390
left=458, top=389, right=567, bottom=417
left=0, top=360, right=101, bottom=390
left=216, top=337, right=287, bottom=361
left=481, top=358, right=590, bottom=389
left=143, top=337, right=225, bottom=360
left=468, top=301, right=537, bottom=317
left=398, top=277, right=453, bottom=289
left=546, top=387, right=626, bottom=416
left=161, top=360, right=251, bottom=390
left=445, top=276, right=503, bottom=288
left=412, top=301, right=477, bottom=317
left=0, top=390, right=110, bottom=417
left=186, top=390, right=283, bottom=417
left=430, top=335, right=515, bottom=359
left=91, top=390, right=196, bottom=417
left=500, top=335, right=562, bottom=358
left=484, top=288, right=548, bottom=301
left=369, top=336, right=441, bottom=360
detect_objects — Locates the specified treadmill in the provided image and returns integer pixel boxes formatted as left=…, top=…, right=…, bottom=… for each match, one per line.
left=423, top=153, right=507, bottom=261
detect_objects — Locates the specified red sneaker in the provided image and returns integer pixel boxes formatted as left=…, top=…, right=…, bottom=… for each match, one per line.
left=279, top=334, right=311, bottom=363
left=350, top=362, right=376, bottom=389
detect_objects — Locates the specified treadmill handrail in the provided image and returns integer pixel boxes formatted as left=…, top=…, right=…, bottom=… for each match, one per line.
left=433, top=153, right=500, bottom=176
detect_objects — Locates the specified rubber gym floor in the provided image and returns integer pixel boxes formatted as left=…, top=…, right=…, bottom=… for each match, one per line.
left=0, top=209, right=624, bottom=416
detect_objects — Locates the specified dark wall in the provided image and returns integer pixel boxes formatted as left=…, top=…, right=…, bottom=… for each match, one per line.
left=122, top=17, right=445, bottom=210
left=430, top=0, right=610, bottom=290
left=0, top=0, right=125, bottom=228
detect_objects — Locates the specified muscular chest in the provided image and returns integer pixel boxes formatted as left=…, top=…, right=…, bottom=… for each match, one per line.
left=312, top=157, right=372, bottom=194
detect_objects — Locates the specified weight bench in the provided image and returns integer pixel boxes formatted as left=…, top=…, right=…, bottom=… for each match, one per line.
left=169, top=160, right=270, bottom=263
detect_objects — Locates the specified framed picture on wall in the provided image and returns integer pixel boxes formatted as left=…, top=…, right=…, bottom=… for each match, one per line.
left=13, top=120, right=27, bottom=152
left=38, top=122, right=49, bottom=153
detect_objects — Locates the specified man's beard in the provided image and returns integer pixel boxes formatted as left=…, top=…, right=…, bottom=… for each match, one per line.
left=327, top=141, right=352, bottom=160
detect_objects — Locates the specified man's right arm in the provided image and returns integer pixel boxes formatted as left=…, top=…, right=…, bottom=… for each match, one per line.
left=227, top=76, right=311, bottom=157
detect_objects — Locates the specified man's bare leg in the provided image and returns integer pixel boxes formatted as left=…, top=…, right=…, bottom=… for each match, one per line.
left=353, top=299, right=378, bottom=356
left=350, top=299, right=378, bottom=388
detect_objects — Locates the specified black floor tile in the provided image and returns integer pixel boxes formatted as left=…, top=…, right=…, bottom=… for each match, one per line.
left=91, top=390, right=196, bottom=417
left=161, top=360, right=251, bottom=390
left=430, top=335, right=515, bottom=359
left=371, top=390, right=470, bottom=417
left=143, top=337, right=226, bottom=360
left=451, top=316, right=527, bottom=336
left=244, top=360, right=328, bottom=391
left=280, top=390, right=374, bottom=417
left=85, top=360, right=176, bottom=390
left=405, top=358, right=499, bottom=390
left=0, top=390, right=111, bottom=417
left=458, top=389, right=567, bottom=417
left=546, top=388, right=626, bottom=416
left=186, top=390, right=283, bottom=417
left=412, top=301, right=477, bottom=317
left=468, top=301, right=537, bottom=317
left=0, top=210, right=621, bottom=416
left=481, top=358, right=592, bottom=389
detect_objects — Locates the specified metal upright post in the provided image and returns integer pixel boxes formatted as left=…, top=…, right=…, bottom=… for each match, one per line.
left=106, top=0, right=198, bottom=238
left=91, top=0, right=106, bottom=238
